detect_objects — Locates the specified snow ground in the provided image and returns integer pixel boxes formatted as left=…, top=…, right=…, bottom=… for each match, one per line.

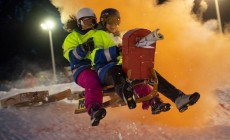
left=0, top=83, right=229, bottom=140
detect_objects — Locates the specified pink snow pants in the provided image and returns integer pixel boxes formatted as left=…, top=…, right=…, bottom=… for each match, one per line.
left=76, top=69, right=103, bottom=114
left=134, top=83, right=153, bottom=110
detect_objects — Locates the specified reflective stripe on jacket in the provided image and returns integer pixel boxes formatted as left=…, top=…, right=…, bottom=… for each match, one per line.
left=89, top=30, right=122, bottom=83
left=62, top=29, right=96, bottom=80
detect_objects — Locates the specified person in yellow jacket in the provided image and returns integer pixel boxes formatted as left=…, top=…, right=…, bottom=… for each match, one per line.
left=90, top=8, right=200, bottom=114
left=89, top=8, right=169, bottom=113
left=62, top=8, right=106, bottom=126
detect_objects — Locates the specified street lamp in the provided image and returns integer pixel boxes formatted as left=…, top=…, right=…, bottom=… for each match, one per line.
left=41, top=20, right=57, bottom=83
left=214, top=0, right=223, bottom=33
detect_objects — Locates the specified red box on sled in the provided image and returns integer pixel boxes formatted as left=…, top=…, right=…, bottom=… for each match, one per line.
left=122, top=28, right=156, bottom=80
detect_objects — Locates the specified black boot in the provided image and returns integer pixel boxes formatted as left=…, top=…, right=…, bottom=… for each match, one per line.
left=151, top=95, right=171, bottom=114
left=103, top=66, right=136, bottom=109
left=90, top=103, right=106, bottom=126
left=122, top=83, right=136, bottom=109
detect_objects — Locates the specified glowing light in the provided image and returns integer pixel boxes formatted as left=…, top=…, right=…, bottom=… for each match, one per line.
left=40, top=20, right=54, bottom=30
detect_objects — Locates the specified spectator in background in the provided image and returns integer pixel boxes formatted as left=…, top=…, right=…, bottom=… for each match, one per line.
left=23, top=73, right=37, bottom=88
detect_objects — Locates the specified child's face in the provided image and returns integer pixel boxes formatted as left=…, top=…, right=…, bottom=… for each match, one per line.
left=105, top=16, right=120, bottom=34
left=106, top=23, right=119, bottom=34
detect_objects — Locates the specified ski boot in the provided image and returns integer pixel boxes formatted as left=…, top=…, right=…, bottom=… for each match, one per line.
left=90, top=104, right=106, bottom=126
left=151, top=96, right=171, bottom=114
left=122, top=83, right=136, bottom=109
left=175, top=92, right=200, bottom=112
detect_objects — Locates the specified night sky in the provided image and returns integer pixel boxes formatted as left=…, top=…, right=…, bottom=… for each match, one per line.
left=0, top=0, right=230, bottom=81
left=193, top=0, right=230, bottom=26
left=0, top=0, right=68, bottom=81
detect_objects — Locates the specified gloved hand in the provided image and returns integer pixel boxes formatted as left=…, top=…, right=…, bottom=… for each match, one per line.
left=116, top=45, right=122, bottom=55
left=80, top=37, right=94, bottom=53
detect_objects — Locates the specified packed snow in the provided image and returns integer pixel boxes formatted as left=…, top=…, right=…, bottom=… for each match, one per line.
left=0, top=82, right=229, bottom=140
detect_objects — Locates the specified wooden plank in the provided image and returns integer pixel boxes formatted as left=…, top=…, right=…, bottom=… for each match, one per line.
left=0, top=91, right=49, bottom=108
left=47, top=89, right=71, bottom=103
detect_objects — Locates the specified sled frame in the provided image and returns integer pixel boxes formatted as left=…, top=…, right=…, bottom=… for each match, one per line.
left=74, top=69, right=158, bottom=114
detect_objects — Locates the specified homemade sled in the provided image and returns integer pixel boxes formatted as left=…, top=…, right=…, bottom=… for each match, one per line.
left=74, top=28, right=163, bottom=114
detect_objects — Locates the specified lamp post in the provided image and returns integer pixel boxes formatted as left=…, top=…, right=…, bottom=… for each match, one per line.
left=214, top=0, right=223, bottom=33
left=41, top=20, right=57, bottom=83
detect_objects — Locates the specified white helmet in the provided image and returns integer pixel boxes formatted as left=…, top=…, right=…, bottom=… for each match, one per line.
left=75, top=8, right=97, bottom=29
left=76, top=8, right=96, bottom=22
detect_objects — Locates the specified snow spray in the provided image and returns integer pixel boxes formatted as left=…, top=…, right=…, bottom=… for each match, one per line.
left=51, top=0, right=230, bottom=127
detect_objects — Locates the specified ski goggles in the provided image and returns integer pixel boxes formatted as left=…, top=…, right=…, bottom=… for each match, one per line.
left=106, top=16, right=120, bottom=25
left=81, top=17, right=96, bottom=22
left=80, top=17, right=96, bottom=26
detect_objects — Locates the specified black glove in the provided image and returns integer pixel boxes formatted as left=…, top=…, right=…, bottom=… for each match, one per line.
left=80, top=37, right=94, bottom=53
left=116, top=45, right=122, bottom=55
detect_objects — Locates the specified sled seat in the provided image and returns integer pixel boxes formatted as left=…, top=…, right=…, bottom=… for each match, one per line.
left=102, top=79, right=157, bottom=103
left=102, top=85, right=115, bottom=95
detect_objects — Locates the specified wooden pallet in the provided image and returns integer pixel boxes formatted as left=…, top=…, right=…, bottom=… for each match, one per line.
left=0, top=89, right=73, bottom=108
left=0, top=91, right=49, bottom=108
left=46, top=89, right=71, bottom=103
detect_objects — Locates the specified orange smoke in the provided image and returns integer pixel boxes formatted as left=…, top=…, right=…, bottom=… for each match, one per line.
left=51, top=0, right=230, bottom=127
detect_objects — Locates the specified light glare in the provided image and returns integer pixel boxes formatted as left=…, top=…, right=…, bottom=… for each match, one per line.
left=40, top=20, right=54, bottom=30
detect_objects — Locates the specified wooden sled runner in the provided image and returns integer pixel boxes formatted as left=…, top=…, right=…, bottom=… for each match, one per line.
left=75, top=28, right=161, bottom=114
